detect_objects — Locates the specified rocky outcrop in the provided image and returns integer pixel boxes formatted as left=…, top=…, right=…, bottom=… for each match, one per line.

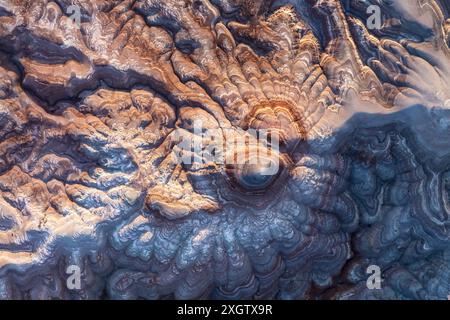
left=0, top=0, right=449, bottom=299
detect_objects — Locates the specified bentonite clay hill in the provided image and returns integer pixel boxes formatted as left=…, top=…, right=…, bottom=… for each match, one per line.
left=0, top=0, right=449, bottom=299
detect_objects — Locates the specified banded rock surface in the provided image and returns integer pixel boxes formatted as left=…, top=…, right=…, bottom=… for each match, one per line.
left=0, top=0, right=449, bottom=299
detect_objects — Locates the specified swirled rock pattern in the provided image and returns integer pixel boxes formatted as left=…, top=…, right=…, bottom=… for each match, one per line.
left=0, top=0, right=449, bottom=300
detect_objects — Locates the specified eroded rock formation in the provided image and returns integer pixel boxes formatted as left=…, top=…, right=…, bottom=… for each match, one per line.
left=0, top=0, right=449, bottom=299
